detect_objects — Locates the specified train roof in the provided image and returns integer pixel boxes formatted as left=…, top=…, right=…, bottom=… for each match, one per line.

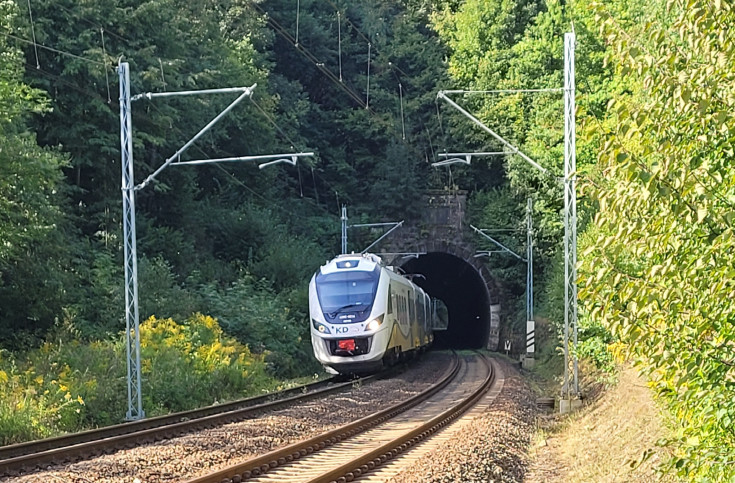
left=318, top=253, right=384, bottom=275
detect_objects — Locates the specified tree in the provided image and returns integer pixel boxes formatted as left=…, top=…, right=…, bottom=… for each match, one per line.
left=0, top=0, right=70, bottom=346
left=581, top=0, right=735, bottom=478
left=261, top=0, right=451, bottom=220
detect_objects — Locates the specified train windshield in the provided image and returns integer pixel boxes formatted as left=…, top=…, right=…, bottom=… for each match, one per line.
left=315, top=267, right=380, bottom=320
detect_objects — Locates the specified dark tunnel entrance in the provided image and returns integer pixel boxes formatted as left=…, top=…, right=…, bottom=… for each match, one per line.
left=401, top=252, right=491, bottom=349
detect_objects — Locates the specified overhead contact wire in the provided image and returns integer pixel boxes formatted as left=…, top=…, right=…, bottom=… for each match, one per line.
left=366, top=42, right=371, bottom=109
left=295, top=0, right=300, bottom=46
left=144, top=99, right=298, bottom=215
left=257, top=2, right=426, bottom=155
left=337, top=10, right=343, bottom=81
left=23, top=61, right=108, bottom=100
left=399, top=82, right=405, bottom=140
left=141, top=96, right=337, bottom=218
left=2, top=32, right=106, bottom=66
left=251, top=2, right=368, bottom=109
left=53, top=2, right=136, bottom=45
left=249, top=96, right=302, bottom=152
left=100, top=28, right=111, bottom=102
left=26, top=0, right=40, bottom=68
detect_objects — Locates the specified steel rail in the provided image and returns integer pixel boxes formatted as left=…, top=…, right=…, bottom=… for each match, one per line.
left=1, top=378, right=338, bottom=459
left=184, top=352, right=464, bottom=483
left=317, top=354, right=495, bottom=483
left=0, top=373, right=389, bottom=477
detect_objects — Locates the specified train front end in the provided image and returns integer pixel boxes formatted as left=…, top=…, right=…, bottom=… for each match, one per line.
left=309, top=254, right=390, bottom=374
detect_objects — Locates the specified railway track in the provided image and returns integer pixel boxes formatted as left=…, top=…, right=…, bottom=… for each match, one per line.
left=185, top=352, right=496, bottom=483
left=0, top=373, right=386, bottom=477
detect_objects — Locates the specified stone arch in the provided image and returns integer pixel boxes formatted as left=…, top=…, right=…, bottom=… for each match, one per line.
left=383, top=241, right=501, bottom=350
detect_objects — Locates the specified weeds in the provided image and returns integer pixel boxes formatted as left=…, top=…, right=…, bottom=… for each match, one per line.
left=0, top=314, right=282, bottom=444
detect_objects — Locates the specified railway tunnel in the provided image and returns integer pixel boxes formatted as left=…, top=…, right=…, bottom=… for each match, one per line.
left=400, top=252, right=492, bottom=349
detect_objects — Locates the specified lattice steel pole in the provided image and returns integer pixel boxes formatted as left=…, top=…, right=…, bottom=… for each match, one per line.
left=436, top=33, right=578, bottom=403
left=341, top=205, right=348, bottom=254
left=116, top=63, right=302, bottom=422
left=118, top=62, right=144, bottom=421
left=563, top=32, right=579, bottom=400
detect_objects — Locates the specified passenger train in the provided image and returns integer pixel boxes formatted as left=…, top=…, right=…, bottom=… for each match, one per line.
left=309, top=253, right=434, bottom=374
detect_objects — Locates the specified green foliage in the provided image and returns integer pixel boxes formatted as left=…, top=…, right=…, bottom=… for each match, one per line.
left=138, top=256, right=202, bottom=321
left=139, top=313, right=275, bottom=412
left=0, top=1, right=49, bottom=130
left=580, top=0, right=735, bottom=478
left=0, top=313, right=279, bottom=441
left=262, top=0, right=450, bottom=218
left=0, top=348, right=86, bottom=445
left=68, top=244, right=125, bottom=338
left=0, top=0, right=73, bottom=346
left=576, top=318, right=617, bottom=379
left=467, top=187, right=527, bottom=311
left=431, top=0, right=610, bottom=348
left=0, top=0, right=656, bottom=453
left=201, top=276, right=321, bottom=379
left=28, top=332, right=126, bottom=428
left=535, top=248, right=564, bottom=329
left=1, top=0, right=461, bottom=356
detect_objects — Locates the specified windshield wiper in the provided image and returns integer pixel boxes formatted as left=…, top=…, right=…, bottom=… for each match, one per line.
left=328, top=303, right=364, bottom=317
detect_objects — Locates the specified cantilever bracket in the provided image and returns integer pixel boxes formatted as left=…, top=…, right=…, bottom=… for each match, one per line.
left=431, top=151, right=513, bottom=168
left=259, top=155, right=298, bottom=169
left=431, top=156, right=470, bottom=167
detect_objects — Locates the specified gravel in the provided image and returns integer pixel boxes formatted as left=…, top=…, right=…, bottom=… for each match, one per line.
left=388, top=358, right=539, bottom=483
left=4, top=353, right=455, bottom=482
left=4, top=354, right=539, bottom=483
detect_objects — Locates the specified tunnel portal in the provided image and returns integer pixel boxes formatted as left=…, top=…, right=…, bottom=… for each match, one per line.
left=401, top=252, right=492, bottom=349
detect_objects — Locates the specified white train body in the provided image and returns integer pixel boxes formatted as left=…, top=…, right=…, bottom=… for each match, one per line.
left=309, top=253, right=433, bottom=374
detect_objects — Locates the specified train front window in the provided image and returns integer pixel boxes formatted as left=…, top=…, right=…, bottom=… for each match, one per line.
left=315, top=268, right=380, bottom=320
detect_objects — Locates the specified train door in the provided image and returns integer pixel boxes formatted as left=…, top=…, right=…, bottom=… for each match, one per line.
left=417, top=291, right=424, bottom=348
left=407, top=286, right=415, bottom=349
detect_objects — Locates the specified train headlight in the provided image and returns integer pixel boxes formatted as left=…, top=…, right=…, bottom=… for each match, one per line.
left=364, top=315, right=384, bottom=332
left=312, top=320, right=331, bottom=334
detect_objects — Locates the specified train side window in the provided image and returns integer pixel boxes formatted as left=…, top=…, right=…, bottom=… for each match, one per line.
left=421, top=293, right=426, bottom=326
left=387, top=287, right=393, bottom=314
left=408, top=294, right=414, bottom=322
left=425, top=296, right=431, bottom=326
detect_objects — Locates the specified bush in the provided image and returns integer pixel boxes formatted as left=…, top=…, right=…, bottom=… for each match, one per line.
left=139, top=313, right=275, bottom=412
left=0, top=349, right=85, bottom=445
left=26, top=331, right=127, bottom=428
left=0, top=313, right=283, bottom=443
left=201, top=276, right=322, bottom=379
left=576, top=317, right=618, bottom=383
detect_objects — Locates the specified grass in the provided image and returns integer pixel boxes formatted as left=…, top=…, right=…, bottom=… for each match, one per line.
left=525, top=364, right=682, bottom=482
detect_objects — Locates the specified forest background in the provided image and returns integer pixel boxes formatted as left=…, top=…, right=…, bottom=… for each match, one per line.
left=1, top=0, right=733, bottom=479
